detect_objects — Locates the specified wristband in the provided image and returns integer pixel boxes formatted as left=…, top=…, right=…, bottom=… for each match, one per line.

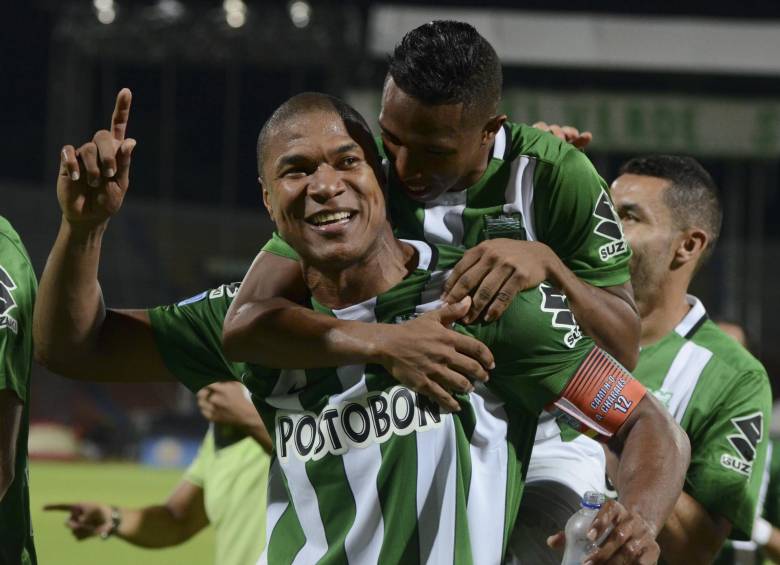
left=100, top=506, right=122, bottom=540
left=752, top=517, right=772, bottom=546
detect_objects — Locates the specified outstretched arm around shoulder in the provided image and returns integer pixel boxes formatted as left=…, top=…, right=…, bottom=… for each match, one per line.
left=222, top=247, right=495, bottom=412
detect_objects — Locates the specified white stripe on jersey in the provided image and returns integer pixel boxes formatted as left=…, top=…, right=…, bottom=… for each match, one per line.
left=660, top=341, right=713, bottom=423
left=466, top=384, right=509, bottom=565
left=258, top=460, right=289, bottom=565
left=330, top=300, right=386, bottom=564
left=503, top=155, right=538, bottom=241
left=286, top=453, right=330, bottom=565
left=422, top=191, right=468, bottom=246
left=416, top=416, right=458, bottom=563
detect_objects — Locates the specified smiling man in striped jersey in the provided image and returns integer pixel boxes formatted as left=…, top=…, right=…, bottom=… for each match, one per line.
left=38, top=89, right=688, bottom=564
left=606, top=156, right=772, bottom=562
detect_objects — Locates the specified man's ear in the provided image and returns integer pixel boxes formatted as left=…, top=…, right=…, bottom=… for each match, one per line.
left=481, top=114, right=508, bottom=146
left=260, top=177, right=275, bottom=223
left=672, top=227, right=708, bottom=269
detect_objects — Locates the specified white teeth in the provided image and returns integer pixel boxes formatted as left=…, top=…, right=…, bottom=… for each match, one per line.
left=310, top=211, right=352, bottom=225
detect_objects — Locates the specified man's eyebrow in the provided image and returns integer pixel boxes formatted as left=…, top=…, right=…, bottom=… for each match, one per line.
left=617, top=201, right=641, bottom=214
left=276, top=153, right=309, bottom=169
left=333, top=142, right=359, bottom=154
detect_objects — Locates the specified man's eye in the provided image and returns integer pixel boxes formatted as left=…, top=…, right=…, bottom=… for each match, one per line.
left=283, top=169, right=307, bottom=178
left=340, top=156, right=360, bottom=168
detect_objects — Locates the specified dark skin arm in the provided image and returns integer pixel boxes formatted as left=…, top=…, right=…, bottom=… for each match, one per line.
left=441, top=239, right=640, bottom=370
left=33, top=89, right=174, bottom=383
left=549, top=393, right=691, bottom=563
left=605, top=448, right=732, bottom=563
left=44, top=480, right=208, bottom=547
left=0, top=390, right=22, bottom=500
left=223, top=255, right=495, bottom=413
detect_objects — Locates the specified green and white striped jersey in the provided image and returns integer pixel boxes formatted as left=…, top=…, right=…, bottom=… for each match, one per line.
left=263, top=122, right=631, bottom=289
left=633, top=296, right=772, bottom=540
left=149, top=240, right=637, bottom=564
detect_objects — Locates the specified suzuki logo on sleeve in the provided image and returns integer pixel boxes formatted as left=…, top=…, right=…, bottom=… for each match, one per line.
left=593, top=190, right=628, bottom=262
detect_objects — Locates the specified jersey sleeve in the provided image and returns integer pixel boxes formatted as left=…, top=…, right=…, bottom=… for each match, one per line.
left=685, top=369, right=772, bottom=540
left=148, top=284, right=242, bottom=394
left=482, top=285, right=644, bottom=441
left=183, top=430, right=213, bottom=488
left=0, top=242, right=36, bottom=404
left=533, top=148, right=632, bottom=288
left=261, top=232, right=300, bottom=262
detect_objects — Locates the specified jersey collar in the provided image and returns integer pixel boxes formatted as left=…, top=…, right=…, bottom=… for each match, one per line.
left=674, top=294, right=709, bottom=339
left=491, top=123, right=511, bottom=161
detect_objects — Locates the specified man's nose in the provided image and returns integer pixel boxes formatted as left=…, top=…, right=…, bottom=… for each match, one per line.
left=308, top=165, right=345, bottom=202
left=393, top=147, right=421, bottom=181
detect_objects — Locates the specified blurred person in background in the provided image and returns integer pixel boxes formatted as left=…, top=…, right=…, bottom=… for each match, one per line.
left=599, top=155, right=772, bottom=563
left=0, top=215, right=38, bottom=565
left=223, top=21, right=639, bottom=560
left=45, top=381, right=272, bottom=565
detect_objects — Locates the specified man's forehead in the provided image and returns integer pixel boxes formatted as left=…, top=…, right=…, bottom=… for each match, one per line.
left=380, top=79, right=462, bottom=138
left=268, top=111, right=352, bottom=154
left=612, top=173, right=670, bottom=200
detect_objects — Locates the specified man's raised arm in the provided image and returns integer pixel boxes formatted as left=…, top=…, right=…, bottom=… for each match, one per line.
left=33, top=89, right=173, bottom=383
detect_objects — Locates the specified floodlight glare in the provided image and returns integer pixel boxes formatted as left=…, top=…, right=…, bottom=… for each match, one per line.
left=226, top=10, right=246, bottom=28
left=289, top=0, right=311, bottom=28
left=97, top=7, right=116, bottom=24
left=223, top=0, right=247, bottom=15
left=93, top=0, right=114, bottom=11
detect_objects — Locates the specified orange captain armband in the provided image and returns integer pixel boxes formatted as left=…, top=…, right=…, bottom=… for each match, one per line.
left=547, top=347, right=647, bottom=441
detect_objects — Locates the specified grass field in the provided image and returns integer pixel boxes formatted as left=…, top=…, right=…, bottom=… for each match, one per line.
left=29, top=461, right=215, bottom=565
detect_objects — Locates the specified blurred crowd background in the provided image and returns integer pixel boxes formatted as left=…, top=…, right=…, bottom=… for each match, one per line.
left=4, top=0, right=780, bottom=465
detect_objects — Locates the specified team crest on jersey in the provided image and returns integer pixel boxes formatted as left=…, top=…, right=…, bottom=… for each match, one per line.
left=483, top=213, right=527, bottom=241
left=593, top=190, right=628, bottom=262
left=0, top=266, right=19, bottom=334
left=275, top=386, right=443, bottom=463
left=721, top=412, right=763, bottom=476
left=539, top=284, right=583, bottom=348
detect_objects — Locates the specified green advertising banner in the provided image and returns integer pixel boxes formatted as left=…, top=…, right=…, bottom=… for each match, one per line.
left=347, top=89, right=780, bottom=158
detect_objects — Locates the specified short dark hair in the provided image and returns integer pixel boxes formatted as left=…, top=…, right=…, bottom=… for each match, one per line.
left=619, top=155, right=722, bottom=263
left=256, top=92, right=382, bottom=186
left=387, top=20, right=502, bottom=118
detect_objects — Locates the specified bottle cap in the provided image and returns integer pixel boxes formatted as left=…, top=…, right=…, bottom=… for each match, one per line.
left=581, top=491, right=606, bottom=509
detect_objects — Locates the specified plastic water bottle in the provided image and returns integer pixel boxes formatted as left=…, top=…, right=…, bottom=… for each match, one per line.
left=561, top=491, right=606, bottom=564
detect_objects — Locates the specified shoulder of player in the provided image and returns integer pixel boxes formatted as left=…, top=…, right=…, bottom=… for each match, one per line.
left=692, top=321, right=768, bottom=378
left=505, top=121, right=581, bottom=168
left=158, top=283, right=241, bottom=316
left=0, top=217, right=35, bottom=277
